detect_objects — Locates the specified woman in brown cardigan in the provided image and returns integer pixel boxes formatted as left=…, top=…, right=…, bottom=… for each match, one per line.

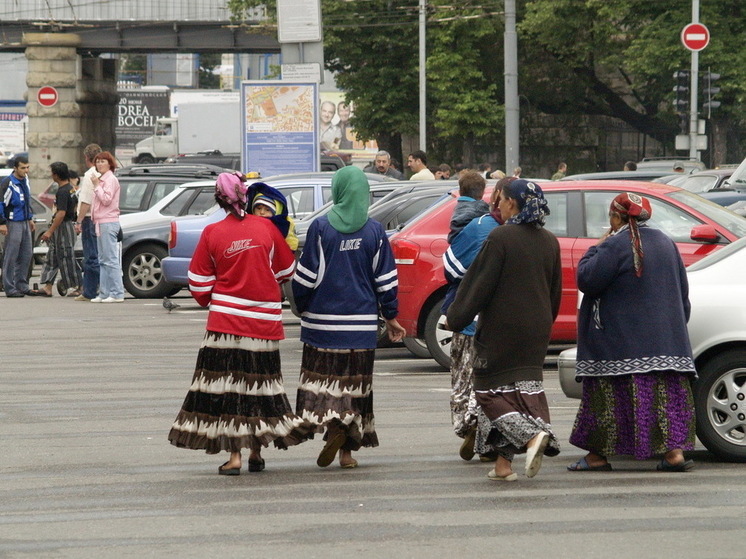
left=446, top=179, right=562, bottom=482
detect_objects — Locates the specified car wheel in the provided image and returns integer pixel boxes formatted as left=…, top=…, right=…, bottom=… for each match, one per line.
left=137, top=154, right=155, bottom=164
left=377, top=317, right=396, bottom=348
left=694, top=349, right=746, bottom=463
left=424, top=301, right=452, bottom=370
left=123, top=243, right=174, bottom=298
left=403, top=337, right=431, bottom=358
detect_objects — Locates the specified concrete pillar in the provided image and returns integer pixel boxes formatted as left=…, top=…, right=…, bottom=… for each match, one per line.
left=22, top=33, right=119, bottom=194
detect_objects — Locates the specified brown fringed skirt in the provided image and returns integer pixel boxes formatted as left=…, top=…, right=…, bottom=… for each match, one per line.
left=168, top=331, right=312, bottom=454
left=295, top=344, right=379, bottom=451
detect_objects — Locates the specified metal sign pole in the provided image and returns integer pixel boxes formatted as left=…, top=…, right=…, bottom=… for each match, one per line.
left=688, top=0, right=699, bottom=160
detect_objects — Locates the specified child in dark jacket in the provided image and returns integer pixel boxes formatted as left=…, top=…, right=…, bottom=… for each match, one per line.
left=447, top=171, right=490, bottom=244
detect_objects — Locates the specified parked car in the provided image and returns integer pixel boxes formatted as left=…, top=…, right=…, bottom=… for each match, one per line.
left=390, top=181, right=746, bottom=369
left=165, top=150, right=348, bottom=172
left=636, top=157, right=706, bottom=173
left=560, top=170, right=673, bottom=182
left=162, top=172, right=396, bottom=287
left=558, top=236, right=746, bottom=462
left=118, top=180, right=217, bottom=298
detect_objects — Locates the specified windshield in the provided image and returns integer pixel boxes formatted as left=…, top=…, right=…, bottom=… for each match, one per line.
left=668, top=190, right=746, bottom=238
left=727, top=157, right=746, bottom=188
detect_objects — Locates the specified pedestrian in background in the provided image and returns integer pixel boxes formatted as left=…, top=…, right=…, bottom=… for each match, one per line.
left=446, top=179, right=562, bottom=482
left=407, top=150, right=435, bottom=181
left=169, top=171, right=310, bottom=475
left=90, top=151, right=124, bottom=303
left=293, top=166, right=405, bottom=469
left=0, top=155, right=34, bottom=297
left=74, top=143, right=102, bottom=302
left=568, top=193, right=696, bottom=472
left=551, top=162, right=567, bottom=180
left=623, top=161, right=637, bottom=171
left=33, top=162, right=82, bottom=297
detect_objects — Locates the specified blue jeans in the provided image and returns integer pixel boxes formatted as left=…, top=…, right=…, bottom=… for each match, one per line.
left=96, top=221, right=124, bottom=299
left=81, top=217, right=100, bottom=299
left=2, top=220, right=32, bottom=295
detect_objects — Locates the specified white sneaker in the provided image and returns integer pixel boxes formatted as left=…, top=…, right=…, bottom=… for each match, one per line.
left=101, top=297, right=125, bottom=303
left=90, top=297, right=103, bottom=303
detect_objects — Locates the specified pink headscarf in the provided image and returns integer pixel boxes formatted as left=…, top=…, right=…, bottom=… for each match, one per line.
left=215, top=171, right=248, bottom=217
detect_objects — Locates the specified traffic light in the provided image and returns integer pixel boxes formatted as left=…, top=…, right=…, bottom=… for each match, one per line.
left=673, top=70, right=690, bottom=133
left=701, top=70, right=721, bottom=115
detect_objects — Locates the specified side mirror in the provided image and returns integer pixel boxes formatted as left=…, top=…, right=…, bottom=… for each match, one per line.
left=690, top=224, right=721, bottom=243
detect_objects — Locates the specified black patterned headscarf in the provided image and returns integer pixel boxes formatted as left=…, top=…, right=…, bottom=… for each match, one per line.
left=503, top=179, right=550, bottom=228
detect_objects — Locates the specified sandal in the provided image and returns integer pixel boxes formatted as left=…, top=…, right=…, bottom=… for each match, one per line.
left=317, top=432, right=346, bottom=468
left=567, top=456, right=613, bottom=471
left=656, top=458, right=694, bottom=472
left=218, top=461, right=241, bottom=476
left=248, top=458, right=265, bottom=472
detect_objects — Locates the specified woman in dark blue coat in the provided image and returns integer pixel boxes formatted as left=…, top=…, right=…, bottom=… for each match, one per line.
left=569, top=193, right=697, bottom=472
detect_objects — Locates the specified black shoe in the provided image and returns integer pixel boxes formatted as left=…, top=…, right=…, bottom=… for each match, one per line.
left=6, top=292, right=24, bottom=298
left=248, top=458, right=265, bottom=472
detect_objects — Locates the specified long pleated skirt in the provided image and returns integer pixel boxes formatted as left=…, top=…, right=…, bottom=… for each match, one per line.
left=295, top=344, right=379, bottom=451
left=168, top=331, right=312, bottom=454
left=569, top=372, right=696, bottom=460
left=474, top=380, right=561, bottom=461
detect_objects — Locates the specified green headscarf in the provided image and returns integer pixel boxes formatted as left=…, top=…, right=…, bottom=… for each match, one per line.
left=327, top=166, right=370, bottom=234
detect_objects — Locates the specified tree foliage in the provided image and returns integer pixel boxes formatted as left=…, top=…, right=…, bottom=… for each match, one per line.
left=228, top=0, right=746, bottom=164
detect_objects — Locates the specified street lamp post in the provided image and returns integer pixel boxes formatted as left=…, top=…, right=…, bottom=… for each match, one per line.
left=419, top=0, right=426, bottom=152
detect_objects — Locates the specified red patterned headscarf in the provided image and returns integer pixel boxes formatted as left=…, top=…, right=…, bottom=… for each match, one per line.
left=610, top=192, right=652, bottom=277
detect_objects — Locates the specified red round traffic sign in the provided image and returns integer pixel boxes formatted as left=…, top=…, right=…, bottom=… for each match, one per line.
left=37, top=86, right=59, bottom=107
left=681, top=22, right=710, bottom=52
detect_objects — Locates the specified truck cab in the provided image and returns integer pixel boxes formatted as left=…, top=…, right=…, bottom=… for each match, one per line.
left=134, top=118, right=178, bottom=164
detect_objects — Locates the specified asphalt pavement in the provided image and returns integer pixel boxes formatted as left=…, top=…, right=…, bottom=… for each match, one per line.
left=1, top=286, right=745, bottom=558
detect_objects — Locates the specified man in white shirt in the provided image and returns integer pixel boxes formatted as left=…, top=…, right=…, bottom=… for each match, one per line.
left=407, top=150, right=435, bottom=181
left=74, top=143, right=101, bottom=301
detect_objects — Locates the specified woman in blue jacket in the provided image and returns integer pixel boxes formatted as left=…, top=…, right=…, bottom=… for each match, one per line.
left=293, top=166, right=405, bottom=469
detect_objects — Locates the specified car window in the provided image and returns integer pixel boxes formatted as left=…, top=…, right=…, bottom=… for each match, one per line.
left=160, top=189, right=193, bottom=217
left=185, top=189, right=216, bottom=215
left=30, top=198, right=45, bottom=215
left=322, top=186, right=332, bottom=203
left=119, top=180, right=149, bottom=212
left=46, top=182, right=59, bottom=196
left=584, top=191, right=703, bottom=243
left=281, top=186, right=315, bottom=218
left=149, top=182, right=180, bottom=208
left=387, top=196, right=439, bottom=230
left=543, top=192, right=568, bottom=237
left=679, top=175, right=718, bottom=193
left=668, top=190, right=746, bottom=238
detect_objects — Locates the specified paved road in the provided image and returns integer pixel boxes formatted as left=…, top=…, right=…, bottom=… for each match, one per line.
left=1, top=290, right=745, bottom=558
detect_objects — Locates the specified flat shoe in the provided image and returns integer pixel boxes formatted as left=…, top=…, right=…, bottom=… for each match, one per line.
left=657, top=458, right=694, bottom=472
left=218, top=461, right=241, bottom=476
left=248, top=458, right=265, bottom=472
left=567, top=457, right=613, bottom=471
left=525, top=431, right=549, bottom=478
left=340, top=459, right=358, bottom=469
left=487, top=470, right=518, bottom=482
left=27, top=290, right=51, bottom=297
left=459, top=429, right=477, bottom=461
left=317, top=432, right=346, bottom=468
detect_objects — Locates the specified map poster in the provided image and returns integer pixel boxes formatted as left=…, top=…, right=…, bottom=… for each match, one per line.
left=240, top=81, right=319, bottom=177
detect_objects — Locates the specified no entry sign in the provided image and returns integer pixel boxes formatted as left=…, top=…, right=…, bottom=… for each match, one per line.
left=681, top=22, right=710, bottom=52
left=37, top=86, right=59, bottom=107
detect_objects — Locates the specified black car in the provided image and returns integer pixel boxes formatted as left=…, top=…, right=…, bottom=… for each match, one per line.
left=116, top=163, right=228, bottom=214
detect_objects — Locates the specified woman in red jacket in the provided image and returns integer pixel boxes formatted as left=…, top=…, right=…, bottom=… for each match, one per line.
left=168, top=172, right=311, bottom=475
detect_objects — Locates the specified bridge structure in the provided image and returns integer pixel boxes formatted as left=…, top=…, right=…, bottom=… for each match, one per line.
left=0, top=0, right=280, bottom=187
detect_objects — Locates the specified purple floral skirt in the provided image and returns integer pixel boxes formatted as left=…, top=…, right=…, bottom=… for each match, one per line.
left=569, top=372, right=696, bottom=460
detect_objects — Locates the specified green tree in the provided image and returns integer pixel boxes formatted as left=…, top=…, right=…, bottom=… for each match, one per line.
left=518, top=0, right=746, bottom=160
left=198, top=53, right=222, bottom=89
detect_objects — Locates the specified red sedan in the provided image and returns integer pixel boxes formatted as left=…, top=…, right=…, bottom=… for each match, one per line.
left=389, top=180, right=746, bottom=368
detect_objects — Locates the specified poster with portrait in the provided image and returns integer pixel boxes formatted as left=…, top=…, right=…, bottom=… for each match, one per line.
left=318, top=92, right=378, bottom=165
